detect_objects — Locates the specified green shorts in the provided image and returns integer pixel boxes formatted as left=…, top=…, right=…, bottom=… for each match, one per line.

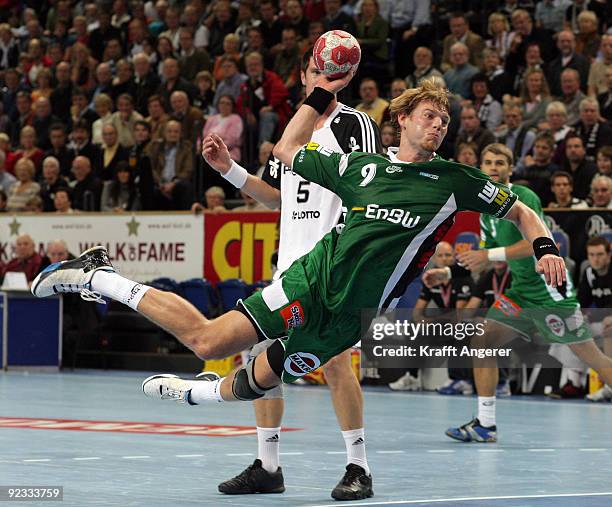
left=486, top=288, right=592, bottom=344
left=240, top=258, right=361, bottom=384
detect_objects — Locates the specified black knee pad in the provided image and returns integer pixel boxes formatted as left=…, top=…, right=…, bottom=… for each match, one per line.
left=231, top=359, right=267, bottom=401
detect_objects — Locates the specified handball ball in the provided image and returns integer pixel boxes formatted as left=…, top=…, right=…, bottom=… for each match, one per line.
left=313, top=30, right=361, bottom=79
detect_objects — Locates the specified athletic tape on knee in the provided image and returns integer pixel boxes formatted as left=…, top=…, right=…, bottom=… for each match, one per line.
left=232, top=359, right=268, bottom=401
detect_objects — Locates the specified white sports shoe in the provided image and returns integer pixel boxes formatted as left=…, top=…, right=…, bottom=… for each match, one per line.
left=31, top=246, right=114, bottom=303
left=586, top=384, right=612, bottom=402
left=389, top=372, right=421, bottom=391
left=142, top=372, right=221, bottom=405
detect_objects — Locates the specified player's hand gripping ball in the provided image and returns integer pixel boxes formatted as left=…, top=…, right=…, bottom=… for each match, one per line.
left=313, top=30, right=361, bottom=79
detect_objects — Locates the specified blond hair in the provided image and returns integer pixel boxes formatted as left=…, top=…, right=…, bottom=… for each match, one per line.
left=389, top=77, right=449, bottom=127
left=481, top=143, right=514, bottom=166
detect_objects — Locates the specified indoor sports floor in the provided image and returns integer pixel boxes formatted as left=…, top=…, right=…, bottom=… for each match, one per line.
left=0, top=370, right=610, bottom=507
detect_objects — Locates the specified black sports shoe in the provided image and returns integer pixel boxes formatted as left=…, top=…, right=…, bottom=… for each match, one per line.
left=218, top=459, right=285, bottom=494
left=331, top=464, right=373, bottom=501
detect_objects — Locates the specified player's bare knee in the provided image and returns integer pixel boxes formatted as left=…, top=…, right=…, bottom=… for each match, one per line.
left=322, top=355, right=353, bottom=387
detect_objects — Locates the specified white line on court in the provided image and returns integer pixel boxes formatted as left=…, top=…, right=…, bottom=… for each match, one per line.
left=426, top=450, right=455, bottom=453
left=477, top=449, right=505, bottom=453
left=579, top=448, right=606, bottom=452
left=325, top=451, right=346, bottom=454
left=279, top=452, right=304, bottom=455
left=73, top=457, right=101, bottom=461
left=304, top=491, right=612, bottom=507
left=376, top=450, right=405, bottom=454
left=527, top=449, right=556, bottom=452
left=175, top=454, right=205, bottom=458
left=226, top=453, right=254, bottom=456
left=22, top=459, right=51, bottom=462
left=121, top=456, right=151, bottom=459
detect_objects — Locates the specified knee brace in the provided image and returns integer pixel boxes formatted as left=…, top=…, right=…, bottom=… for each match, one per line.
left=231, top=358, right=268, bottom=401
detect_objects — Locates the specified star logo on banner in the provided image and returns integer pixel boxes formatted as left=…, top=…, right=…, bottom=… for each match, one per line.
left=9, top=217, right=20, bottom=236
left=126, top=216, right=140, bottom=236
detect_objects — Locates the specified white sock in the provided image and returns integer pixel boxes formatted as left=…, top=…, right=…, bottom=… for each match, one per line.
left=188, top=377, right=224, bottom=403
left=91, top=270, right=150, bottom=311
left=478, top=396, right=496, bottom=428
left=341, top=428, right=369, bottom=475
left=257, top=427, right=281, bottom=473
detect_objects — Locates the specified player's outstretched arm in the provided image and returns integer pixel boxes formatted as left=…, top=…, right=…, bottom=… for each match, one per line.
left=457, top=239, right=533, bottom=272
left=502, top=201, right=566, bottom=287
left=202, top=133, right=280, bottom=209
left=274, top=71, right=354, bottom=168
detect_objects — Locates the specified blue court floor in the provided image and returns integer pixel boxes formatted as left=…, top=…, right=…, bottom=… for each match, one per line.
left=0, top=370, right=610, bottom=507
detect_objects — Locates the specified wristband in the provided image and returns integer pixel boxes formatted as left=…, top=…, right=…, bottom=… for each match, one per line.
left=487, top=247, right=507, bottom=261
left=533, top=236, right=560, bottom=260
left=222, top=160, right=248, bottom=188
left=303, top=87, right=334, bottom=115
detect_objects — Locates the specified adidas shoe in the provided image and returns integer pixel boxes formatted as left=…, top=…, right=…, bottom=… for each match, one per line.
left=437, top=379, right=474, bottom=395
left=331, top=464, right=373, bottom=501
left=218, top=459, right=285, bottom=494
left=31, top=246, right=114, bottom=303
left=586, top=384, right=612, bottom=402
left=141, top=371, right=221, bottom=405
left=388, top=372, right=421, bottom=391
left=445, top=418, right=497, bottom=443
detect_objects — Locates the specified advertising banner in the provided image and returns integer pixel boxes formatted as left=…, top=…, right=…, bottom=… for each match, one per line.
left=0, top=213, right=204, bottom=282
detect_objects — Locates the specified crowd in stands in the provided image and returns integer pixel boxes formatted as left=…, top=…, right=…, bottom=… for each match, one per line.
left=0, top=1, right=609, bottom=213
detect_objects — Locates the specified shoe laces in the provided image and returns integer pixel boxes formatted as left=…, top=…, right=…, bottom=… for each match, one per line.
left=341, top=464, right=365, bottom=485
left=79, top=288, right=106, bottom=304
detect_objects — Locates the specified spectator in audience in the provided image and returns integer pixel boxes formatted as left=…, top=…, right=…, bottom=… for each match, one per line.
left=6, top=158, right=40, bottom=212
left=158, top=57, right=198, bottom=105
left=405, top=47, right=443, bottom=89
left=67, top=119, right=100, bottom=174
left=13, top=125, right=44, bottom=177
left=207, top=1, right=237, bottom=58
left=572, top=98, right=612, bottom=162
left=155, top=36, right=177, bottom=77
left=243, top=26, right=272, bottom=68
left=547, top=30, right=590, bottom=97
left=178, top=27, right=212, bottom=82
left=455, top=142, right=479, bottom=166
left=31, top=68, right=54, bottom=102
left=202, top=95, right=243, bottom=162
left=170, top=91, right=205, bottom=145
left=235, top=1, right=261, bottom=49
left=126, top=18, right=147, bottom=60
left=497, top=102, right=536, bottom=173
left=110, top=93, right=143, bottom=148
left=0, top=151, right=15, bottom=194
left=355, top=0, right=389, bottom=82
left=131, top=52, right=161, bottom=116
left=274, top=27, right=301, bottom=101
left=40, top=156, right=69, bottom=212
left=53, top=188, right=74, bottom=213
left=69, top=42, right=97, bottom=93
left=0, top=24, right=20, bottom=71
left=101, top=160, right=141, bottom=212
left=24, top=195, right=43, bottom=212
left=559, top=68, right=587, bottom=124
left=596, top=146, right=612, bottom=176
left=575, top=10, right=600, bottom=61
left=70, top=88, right=98, bottom=132
left=441, top=13, right=484, bottom=72
left=356, top=78, right=388, bottom=127
left=388, top=0, right=431, bottom=79
left=213, top=33, right=242, bottom=83
left=2, top=69, right=27, bottom=120
left=485, top=12, right=515, bottom=61
left=563, top=133, right=599, bottom=199
left=98, top=123, right=130, bottom=181
left=390, top=79, right=407, bottom=101
left=70, top=155, right=103, bottom=211
left=91, top=63, right=114, bottom=105
left=91, top=94, right=114, bottom=146
left=518, top=132, right=558, bottom=204
left=284, top=0, right=310, bottom=40
left=443, top=43, right=479, bottom=100
left=204, top=185, right=227, bottom=212
left=10, top=91, right=34, bottom=147
left=193, top=71, right=216, bottom=117
left=597, top=67, right=612, bottom=122
left=129, top=120, right=155, bottom=210
left=89, top=12, right=122, bottom=62
left=111, top=0, right=132, bottom=32
left=148, top=120, right=194, bottom=210
left=49, top=61, right=73, bottom=124
left=183, top=3, right=209, bottom=50
left=589, top=174, right=612, bottom=208
left=146, top=95, right=170, bottom=142
left=455, top=105, right=496, bottom=159
left=520, top=68, right=552, bottom=129
left=159, top=6, right=181, bottom=49
left=548, top=170, right=589, bottom=208
left=39, top=239, right=72, bottom=273
left=588, top=34, right=612, bottom=97
left=535, top=0, right=567, bottom=33
left=508, top=43, right=545, bottom=97
left=45, top=123, right=73, bottom=177
left=237, top=51, right=291, bottom=145
left=213, top=57, right=245, bottom=109
left=482, top=48, right=512, bottom=102
left=507, top=9, right=555, bottom=68
left=0, top=234, right=42, bottom=284
left=381, top=122, right=397, bottom=150
left=32, top=97, right=59, bottom=153
left=323, top=0, right=356, bottom=34
left=0, top=133, right=16, bottom=174
left=469, top=73, right=503, bottom=131
left=258, top=0, right=284, bottom=51
left=111, top=59, right=134, bottom=98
